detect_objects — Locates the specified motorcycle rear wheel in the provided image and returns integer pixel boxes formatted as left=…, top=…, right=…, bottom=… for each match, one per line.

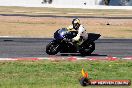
left=79, top=41, right=95, bottom=56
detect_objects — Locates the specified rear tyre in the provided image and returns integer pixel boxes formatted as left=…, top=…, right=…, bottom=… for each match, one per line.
left=46, top=41, right=60, bottom=55
left=79, top=41, right=95, bottom=56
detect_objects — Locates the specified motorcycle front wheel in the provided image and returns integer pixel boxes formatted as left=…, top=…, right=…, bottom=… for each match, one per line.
left=46, top=41, right=60, bottom=55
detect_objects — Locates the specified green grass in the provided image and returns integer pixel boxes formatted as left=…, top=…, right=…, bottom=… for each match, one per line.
left=0, top=60, right=132, bottom=88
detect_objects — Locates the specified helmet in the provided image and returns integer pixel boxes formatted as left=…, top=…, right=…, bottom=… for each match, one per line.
left=72, top=18, right=80, bottom=30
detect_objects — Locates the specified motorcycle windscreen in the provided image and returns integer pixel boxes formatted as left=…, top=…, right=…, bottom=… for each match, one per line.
left=88, top=33, right=101, bottom=41
left=54, top=28, right=68, bottom=40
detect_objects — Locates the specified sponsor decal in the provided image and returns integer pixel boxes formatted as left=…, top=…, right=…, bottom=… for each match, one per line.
left=79, top=68, right=131, bottom=86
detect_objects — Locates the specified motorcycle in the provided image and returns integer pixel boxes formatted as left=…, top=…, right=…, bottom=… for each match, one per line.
left=46, top=28, right=101, bottom=55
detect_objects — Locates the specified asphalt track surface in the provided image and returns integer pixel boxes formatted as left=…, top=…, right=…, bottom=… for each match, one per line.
left=0, top=38, right=132, bottom=58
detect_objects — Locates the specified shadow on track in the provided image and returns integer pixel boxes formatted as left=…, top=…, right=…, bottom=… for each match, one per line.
left=60, top=53, right=107, bottom=57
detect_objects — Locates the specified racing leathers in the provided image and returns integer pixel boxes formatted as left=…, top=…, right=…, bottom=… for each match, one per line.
left=67, top=25, right=88, bottom=44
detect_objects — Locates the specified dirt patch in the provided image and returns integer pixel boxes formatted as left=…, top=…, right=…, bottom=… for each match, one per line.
left=0, top=6, right=132, bottom=17
left=0, top=6, right=132, bottom=38
left=0, top=16, right=132, bottom=38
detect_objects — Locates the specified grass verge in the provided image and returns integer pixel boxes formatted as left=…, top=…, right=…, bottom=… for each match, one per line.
left=0, top=60, right=132, bottom=88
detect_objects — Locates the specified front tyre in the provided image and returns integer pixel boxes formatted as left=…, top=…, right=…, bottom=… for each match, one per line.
left=79, top=41, right=95, bottom=56
left=46, top=41, right=60, bottom=55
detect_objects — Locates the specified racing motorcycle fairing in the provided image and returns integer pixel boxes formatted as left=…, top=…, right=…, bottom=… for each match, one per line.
left=88, top=33, right=101, bottom=42
left=54, top=28, right=77, bottom=40
left=46, top=28, right=101, bottom=55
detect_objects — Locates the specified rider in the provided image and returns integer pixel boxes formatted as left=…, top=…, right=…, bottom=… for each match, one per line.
left=67, top=18, right=88, bottom=45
